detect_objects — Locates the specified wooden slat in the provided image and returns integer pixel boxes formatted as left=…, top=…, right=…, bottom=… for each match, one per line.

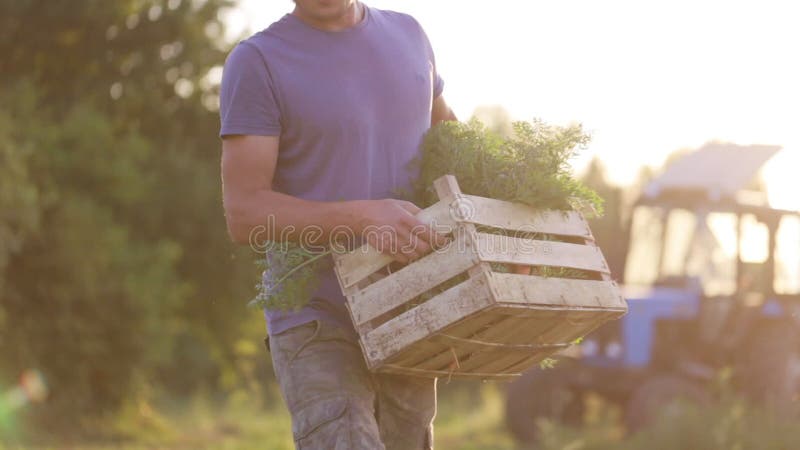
left=475, top=233, right=610, bottom=273
left=412, top=342, right=481, bottom=373
left=391, top=308, right=503, bottom=369
left=361, top=276, right=492, bottom=369
left=436, top=332, right=569, bottom=353
left=470, top=314, right=582, bottom=374
left=413, top=313, right=511, bottom=370
left=438, top=316, right=528, bottom=372
left=492, top=311, right=565, bottom=345
left=349, top=232, right=478, bottom=327
left=454, top=314, right=563, bottom=372
left=474, top=350, right=551, bottom=376
left=470, top=314, right=609, bottom=375
left=459, top=195, right=591, bottom=237
left=492, top=348, right=561, bottom=375
left=490, top=273, right=627, bottom=310
left=378, top=364, right=519, bottom=380
left=433, top=175, right=463, bottom=202
left=487, top=306, right=615, bottom=352
left=485, top=305, right=613, bottom=319
left=334, top=200, right=457, bottom=290
left=532, top=310, right=616, bottom=345
left=446, top=344, right=562, bottom=375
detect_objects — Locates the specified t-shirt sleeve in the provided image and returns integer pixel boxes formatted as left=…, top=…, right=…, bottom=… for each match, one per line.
left=219, top=42, right=282, bottom=138
left=416, top=21, right=445, bottom=99
left=431, top=47, right=445, bottom=99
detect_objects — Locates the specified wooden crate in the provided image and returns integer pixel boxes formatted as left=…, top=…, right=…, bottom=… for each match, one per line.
left=333, top=175, right=627, bottom=380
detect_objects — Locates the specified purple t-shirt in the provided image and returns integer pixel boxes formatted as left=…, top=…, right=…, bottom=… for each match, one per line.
left=219, top=6, right=444, bottom=336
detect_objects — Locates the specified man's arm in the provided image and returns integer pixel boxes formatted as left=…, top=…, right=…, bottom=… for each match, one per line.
left=431, top=95, right=457, bottom=127
left=221, top=135, right=444, bottom=262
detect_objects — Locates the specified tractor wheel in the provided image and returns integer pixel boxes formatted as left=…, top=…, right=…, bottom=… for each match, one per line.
left=737, top=322, right=800, bottom=414
left=625, top=375, right=710, bottom=433
left=505, top=364, right=584, bottom=444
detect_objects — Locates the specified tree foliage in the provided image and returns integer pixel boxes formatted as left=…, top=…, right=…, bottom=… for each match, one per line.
left=0, top=0, right=260, bottom=433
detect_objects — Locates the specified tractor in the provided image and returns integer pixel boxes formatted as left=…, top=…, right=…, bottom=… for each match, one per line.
left=505, top=143, right=800, bottom=442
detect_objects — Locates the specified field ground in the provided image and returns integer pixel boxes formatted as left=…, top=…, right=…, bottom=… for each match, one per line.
left=123, top=384, right=520, bottom=450
left=2, top=383, right=516, bottom=450
left=4, top=381, right=800, bottom=449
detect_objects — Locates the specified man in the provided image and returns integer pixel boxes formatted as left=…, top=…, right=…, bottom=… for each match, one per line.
left=219, top=1, right=456, bottom=448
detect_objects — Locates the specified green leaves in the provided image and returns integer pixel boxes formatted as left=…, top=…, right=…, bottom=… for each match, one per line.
left=250, top=244, right=331, bottom=311
left=0, top=0, right=252, bottom=428
left=412, top=119, right=602, bottom=217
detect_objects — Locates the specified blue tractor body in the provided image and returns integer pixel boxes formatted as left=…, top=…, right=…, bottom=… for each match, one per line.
left=582, top=287, right=700, bottom=369
left=582, top=289, right=790, bottom=370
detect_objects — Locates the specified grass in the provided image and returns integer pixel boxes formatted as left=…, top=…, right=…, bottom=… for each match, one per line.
left=1, top=383, right=513, bottom=450
left=435, top=382, right=516, bottom=450
left=5, top=380, right=800, bottom=449
left=147, top=383, right=518, bottom=450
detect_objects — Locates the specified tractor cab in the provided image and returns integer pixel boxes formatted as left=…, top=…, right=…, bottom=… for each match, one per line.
left=617, top=144, right=800, bottom=371
left=506, top=143, right=800, bottom=443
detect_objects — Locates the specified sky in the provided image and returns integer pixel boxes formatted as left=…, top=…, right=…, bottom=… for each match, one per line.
left=222, top=0, right=799, bottom=208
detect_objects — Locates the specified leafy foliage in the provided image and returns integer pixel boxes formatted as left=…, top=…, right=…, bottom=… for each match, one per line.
left=250, top=244, right=330, bottom=311
left=0, top=96, right=39, bottom=295
left=0, top=82, right=186, bottom=424
left=0, top=0, right=261, bottom=435
left=412, top=119, right=602, bottom=215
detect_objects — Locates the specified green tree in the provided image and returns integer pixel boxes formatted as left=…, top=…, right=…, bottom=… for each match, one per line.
left=0, top=0, right=260, bottom=435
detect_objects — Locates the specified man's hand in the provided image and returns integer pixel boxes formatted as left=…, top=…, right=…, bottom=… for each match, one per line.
left=350, top=199, right=449, bottom=264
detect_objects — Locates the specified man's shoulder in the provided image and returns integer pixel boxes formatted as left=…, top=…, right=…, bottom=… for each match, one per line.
left=370, top=7, right=423, bottom=32
left=239, top=15, right=296, bottom=50
left=225, top=15, right=296, bottom=68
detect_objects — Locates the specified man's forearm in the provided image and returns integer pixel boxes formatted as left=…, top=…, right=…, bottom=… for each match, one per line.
left=225, top=189, right=363, bottom=246
left=224, top=188, right=439, bottom=263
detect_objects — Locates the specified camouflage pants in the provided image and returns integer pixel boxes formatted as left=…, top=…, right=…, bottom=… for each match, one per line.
left=268, top=320, right=437, bottom=450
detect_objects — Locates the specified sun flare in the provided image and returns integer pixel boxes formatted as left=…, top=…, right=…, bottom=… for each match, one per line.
left=763, top=150, right=800, bottom=212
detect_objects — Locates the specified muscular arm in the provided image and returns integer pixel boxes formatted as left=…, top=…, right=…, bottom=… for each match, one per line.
left=221, top=135, right=444, bottom=262
left=222, top=135, right=354, bottom=244
left=431, top=95, right=457, bottom=127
